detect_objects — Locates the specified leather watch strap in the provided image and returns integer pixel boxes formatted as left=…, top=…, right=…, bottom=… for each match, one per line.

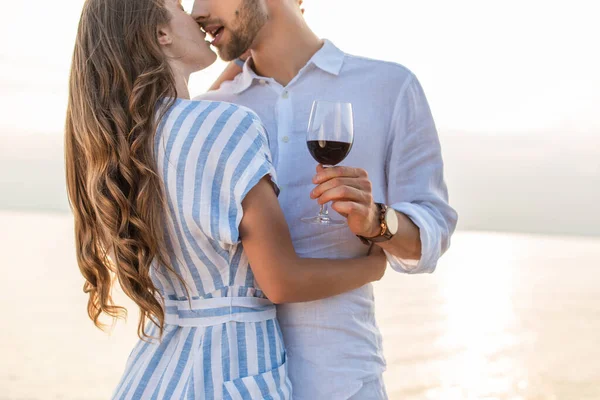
left=357, top=203, right=393, bottom=245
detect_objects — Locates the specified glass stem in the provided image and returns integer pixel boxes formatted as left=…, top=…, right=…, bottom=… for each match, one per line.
left=318, top=202, right=330, bottom=221
left=317, top=165, right=331, bottom=222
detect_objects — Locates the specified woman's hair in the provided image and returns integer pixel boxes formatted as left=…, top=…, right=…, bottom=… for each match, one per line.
left=65, top=0, right=185, bottom=340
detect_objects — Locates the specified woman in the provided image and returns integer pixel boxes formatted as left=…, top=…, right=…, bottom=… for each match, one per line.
left=65, top=0, right=386, bottom=398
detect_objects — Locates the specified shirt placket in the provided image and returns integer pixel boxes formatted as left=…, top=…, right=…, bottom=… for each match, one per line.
left=273, top=85, right=294, bottom=184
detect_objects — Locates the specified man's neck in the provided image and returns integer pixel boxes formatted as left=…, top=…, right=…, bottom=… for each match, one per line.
left=249, top=18, right=323, bottom=87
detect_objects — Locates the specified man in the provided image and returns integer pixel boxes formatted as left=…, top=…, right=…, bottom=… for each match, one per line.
left=192, top=0, right=458, bottom=398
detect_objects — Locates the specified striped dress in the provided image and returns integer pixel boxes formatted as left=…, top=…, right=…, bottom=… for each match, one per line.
left=111, top=99, right=292, bottom=400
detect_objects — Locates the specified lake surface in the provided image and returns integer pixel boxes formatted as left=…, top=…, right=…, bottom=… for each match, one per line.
left=0, top=211, right=599, bottom=399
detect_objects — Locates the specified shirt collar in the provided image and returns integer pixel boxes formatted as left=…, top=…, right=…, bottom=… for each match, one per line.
left=230, top=39, right=345, bottom=94
left=310, top=39, right=345, bottom=76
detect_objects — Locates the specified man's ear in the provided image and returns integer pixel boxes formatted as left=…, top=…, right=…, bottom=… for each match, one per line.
left=157, top=25, right=172, bottom=46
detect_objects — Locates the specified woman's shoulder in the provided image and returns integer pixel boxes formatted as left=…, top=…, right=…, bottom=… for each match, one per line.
left=167, top=97, right=261, bottom=123
left=157, top=98, right=265, bottom=141
left=156, top=98, right=269, bottom=155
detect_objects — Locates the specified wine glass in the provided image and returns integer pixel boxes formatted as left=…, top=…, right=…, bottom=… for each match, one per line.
left=301, top=100, right=354, bottom=225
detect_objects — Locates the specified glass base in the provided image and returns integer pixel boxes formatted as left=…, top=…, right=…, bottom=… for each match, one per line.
left=301, top=215, right=346, bottom=225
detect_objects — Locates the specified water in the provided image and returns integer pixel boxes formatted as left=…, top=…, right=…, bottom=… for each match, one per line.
left=3, top=2, right=599, bottom=397
left=2, top=0, right=600, bottom=236
left=0, top=211, right=598, bottom=399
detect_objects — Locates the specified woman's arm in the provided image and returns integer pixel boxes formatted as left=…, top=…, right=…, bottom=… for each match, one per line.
left=208, top=60, right=244, bottom=92
left=240, top=177, right=386, bottom=304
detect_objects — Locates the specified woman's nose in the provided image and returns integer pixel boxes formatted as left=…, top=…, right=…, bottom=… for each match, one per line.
left=190, top=0, right=210, bottom=21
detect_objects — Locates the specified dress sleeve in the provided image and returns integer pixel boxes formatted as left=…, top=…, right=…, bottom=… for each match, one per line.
left=201, top=111, right=278, bottom=247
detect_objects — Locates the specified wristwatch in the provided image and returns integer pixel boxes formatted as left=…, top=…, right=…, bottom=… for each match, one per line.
left=357, top=203, right=399, bottom=245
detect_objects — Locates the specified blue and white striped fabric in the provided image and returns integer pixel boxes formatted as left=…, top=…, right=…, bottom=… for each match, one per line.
left=111, top=98, right=292, bottom=399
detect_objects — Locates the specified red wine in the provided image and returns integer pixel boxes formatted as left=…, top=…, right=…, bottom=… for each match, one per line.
left=307, top=140, right=352, bottom=165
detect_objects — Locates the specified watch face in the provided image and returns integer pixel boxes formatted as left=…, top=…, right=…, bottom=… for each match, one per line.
left=385, top=208, right=399, bottom=235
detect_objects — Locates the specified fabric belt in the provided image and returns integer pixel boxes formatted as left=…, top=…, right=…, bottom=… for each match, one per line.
left=163, top=296, right=276, bottom=327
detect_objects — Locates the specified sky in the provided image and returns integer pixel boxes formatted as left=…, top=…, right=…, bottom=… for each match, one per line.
left=0, top=0, right=599, bottom=236
left=1, top=0, right=599, bottom=136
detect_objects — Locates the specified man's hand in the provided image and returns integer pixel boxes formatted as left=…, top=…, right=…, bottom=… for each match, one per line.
left=311, top=164, right=380, bottom=238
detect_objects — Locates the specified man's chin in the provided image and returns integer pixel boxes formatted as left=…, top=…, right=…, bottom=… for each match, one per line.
left=216, top=40, right=250, bottom=63
left=216, top=48, right=236, bottom=63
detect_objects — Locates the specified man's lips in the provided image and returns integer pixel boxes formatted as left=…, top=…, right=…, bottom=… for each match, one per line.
left=202, top=25, right=225, bottom=44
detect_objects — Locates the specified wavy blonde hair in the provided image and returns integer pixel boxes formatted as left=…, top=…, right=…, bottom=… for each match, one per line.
left=65, top=0, right=186, bottom=340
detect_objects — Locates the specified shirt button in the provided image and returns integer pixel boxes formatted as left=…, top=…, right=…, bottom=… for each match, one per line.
left=282, top=136, right=289, bottom=143
left=259, top=79, right=267, bottom=85
left=282, top=91, right=289, bottom=99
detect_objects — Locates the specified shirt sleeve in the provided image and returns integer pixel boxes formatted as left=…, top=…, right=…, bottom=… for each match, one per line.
left=384, top=73, right=458, bottom=274
left=201, top=111, right=278, bottom=247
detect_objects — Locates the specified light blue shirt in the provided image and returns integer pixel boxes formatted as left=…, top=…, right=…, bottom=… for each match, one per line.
left=197, top=40, right=457, bottom=399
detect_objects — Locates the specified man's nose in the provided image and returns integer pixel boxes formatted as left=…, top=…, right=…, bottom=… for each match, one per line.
left=191, top=0, right=209, bottom=21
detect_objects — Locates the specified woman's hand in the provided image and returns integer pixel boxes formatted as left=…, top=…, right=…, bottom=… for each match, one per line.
left=238, top=49, right=251, bottom=63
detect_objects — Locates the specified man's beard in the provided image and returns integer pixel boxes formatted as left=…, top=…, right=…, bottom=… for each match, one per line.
left=220, top=0, right=266, bottom=61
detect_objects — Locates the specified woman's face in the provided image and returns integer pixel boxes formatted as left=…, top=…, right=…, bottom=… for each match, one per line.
left=161, top=0, right=217, bottom=73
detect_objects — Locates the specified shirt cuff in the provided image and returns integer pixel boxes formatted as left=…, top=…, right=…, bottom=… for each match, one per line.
left=386, top=202, right=441, bottom=274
